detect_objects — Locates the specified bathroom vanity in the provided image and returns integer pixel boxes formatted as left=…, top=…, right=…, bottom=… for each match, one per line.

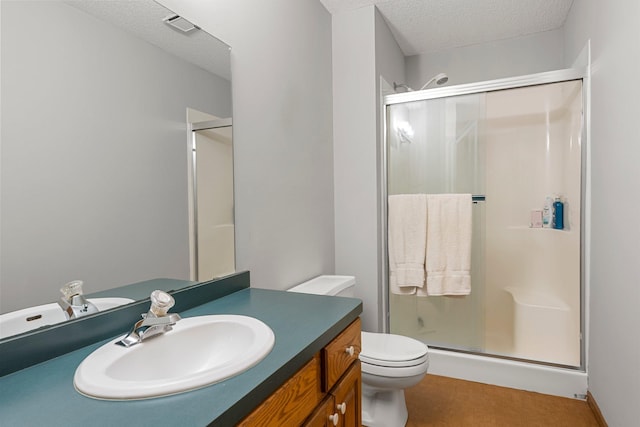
left=0, top=277, right=362, bottom=426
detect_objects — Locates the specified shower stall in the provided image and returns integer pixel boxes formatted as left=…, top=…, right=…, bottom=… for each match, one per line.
left=383, top=69, right=586, bottom=379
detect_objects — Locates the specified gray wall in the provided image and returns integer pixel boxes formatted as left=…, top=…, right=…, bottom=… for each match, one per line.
left=332, top=7, right=406, bottom=333
left=564, top=1, right=640, bottom=425
left=0, top=1, right=231, bottom=312
left=405, top=29, right=565, bottom=89
left=332, top=6, right=378, bottom=331
left=375, top=9, right=406, bottom=89
left=158, top=0, right=335, bottom=290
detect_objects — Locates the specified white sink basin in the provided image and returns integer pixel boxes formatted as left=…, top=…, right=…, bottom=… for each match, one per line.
left=0, top=298, right=134, bottom=339
left=74, top=314, right=275, bottom=400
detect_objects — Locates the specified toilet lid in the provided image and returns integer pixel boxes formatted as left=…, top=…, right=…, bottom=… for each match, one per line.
left=359, top=332, right=428, bottom=366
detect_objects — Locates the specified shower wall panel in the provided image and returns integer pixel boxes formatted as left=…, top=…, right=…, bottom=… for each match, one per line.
left=483, top=81, right=582, bottom=366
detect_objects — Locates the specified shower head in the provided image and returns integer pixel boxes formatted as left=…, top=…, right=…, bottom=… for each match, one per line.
left=393, top=82, right=414, bottom=92
left=419, top=73, right=449, bottom=90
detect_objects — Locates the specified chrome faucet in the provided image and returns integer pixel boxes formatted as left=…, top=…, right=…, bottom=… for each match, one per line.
left=116, top=290, right=181, bottom=347
left=58, top=280, right=99, bottom=320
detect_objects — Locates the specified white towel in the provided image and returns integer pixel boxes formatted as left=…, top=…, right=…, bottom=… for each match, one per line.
left=388, top=194, right=427, bottom=295
left=421, top=194, right=472, bottom=296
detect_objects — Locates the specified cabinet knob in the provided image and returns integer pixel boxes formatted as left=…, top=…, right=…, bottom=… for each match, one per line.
left=329, top=413, right=339, bottom=426
left=337, top=402, right=347, bottom=414
left=345, top=345, right=355, bottom=357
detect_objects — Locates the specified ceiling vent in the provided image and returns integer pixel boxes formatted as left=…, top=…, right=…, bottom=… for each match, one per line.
left=163, top=14, right=198, bottom=33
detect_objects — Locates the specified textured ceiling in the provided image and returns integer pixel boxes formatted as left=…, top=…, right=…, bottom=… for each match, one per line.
left=67, top=0, right=574, bottom=77
left=320, top=0, right=575, bottom=55
left=66, top=0, right=231, bottom=80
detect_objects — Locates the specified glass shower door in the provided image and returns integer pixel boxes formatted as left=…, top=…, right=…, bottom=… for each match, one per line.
left=386, top=80, right=583, bottom=367
left=387, top=92, right=487, bottom=352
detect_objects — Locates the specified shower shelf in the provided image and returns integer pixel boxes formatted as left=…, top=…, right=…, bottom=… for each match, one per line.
left=507, top=225, right=571, bottom=232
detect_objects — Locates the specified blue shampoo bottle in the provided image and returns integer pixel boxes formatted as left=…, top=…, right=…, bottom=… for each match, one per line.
left=552, top=197, right=564, bottom=230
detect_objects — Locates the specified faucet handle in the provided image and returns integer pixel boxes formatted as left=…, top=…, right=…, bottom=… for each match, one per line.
left=115, top=292, right=179, bottom=347
left=149, top=290, right=175, bottom=317
left=58, top=280, right=98, bottom=319
left=60, top=280, right=85, bottom=300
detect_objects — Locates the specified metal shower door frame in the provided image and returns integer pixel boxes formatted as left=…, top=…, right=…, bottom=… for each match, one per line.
left=379, top=66, right=589, bottom=370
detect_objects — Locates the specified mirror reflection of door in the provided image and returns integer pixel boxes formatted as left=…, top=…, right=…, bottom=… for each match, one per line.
left=188, top=110, right=235, bottom=281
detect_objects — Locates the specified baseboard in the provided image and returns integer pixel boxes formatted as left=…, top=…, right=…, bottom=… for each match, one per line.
left=427, top=348, right=587, bottom=398
left=587, top=391, right=608, bottom=427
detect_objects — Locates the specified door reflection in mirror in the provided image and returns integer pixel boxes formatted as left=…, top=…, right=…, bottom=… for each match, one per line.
left=188, top=111, right=235, bottom=281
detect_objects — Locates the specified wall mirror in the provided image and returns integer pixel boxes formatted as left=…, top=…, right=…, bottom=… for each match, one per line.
left=0, top=0, right=234, bottom=340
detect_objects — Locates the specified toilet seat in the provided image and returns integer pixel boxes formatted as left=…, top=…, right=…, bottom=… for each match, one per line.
left=360, top=331, right=428, bottom=364
left=360, top=358, right=429, bottom=378
left=360, top=352, right=429, bottom=367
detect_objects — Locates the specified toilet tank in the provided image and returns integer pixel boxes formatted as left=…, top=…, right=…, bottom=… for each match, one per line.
left=287, top=275, right=356, bottom=297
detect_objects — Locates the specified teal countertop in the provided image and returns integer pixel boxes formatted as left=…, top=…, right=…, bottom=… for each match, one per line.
left=0, top=288, right=362, bottom=426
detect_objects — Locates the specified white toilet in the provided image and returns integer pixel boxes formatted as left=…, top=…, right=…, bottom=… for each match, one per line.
left=287, top=275, right=429, bottom=427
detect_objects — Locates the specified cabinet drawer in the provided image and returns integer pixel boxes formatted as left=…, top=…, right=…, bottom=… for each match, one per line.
left=322, top=318, right=361, bottom=392
left=238, top=355, right=323, bottom=427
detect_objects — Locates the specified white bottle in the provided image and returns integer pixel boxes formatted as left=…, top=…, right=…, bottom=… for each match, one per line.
left=542, top=196, right=553, bottom=228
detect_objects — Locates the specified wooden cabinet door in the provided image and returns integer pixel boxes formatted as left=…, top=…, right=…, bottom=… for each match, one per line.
left=330, top=360, right=361, bottom=427
left=302, top=395, right=340, bottom=427
left=238, top=356, right=322, bottom=427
